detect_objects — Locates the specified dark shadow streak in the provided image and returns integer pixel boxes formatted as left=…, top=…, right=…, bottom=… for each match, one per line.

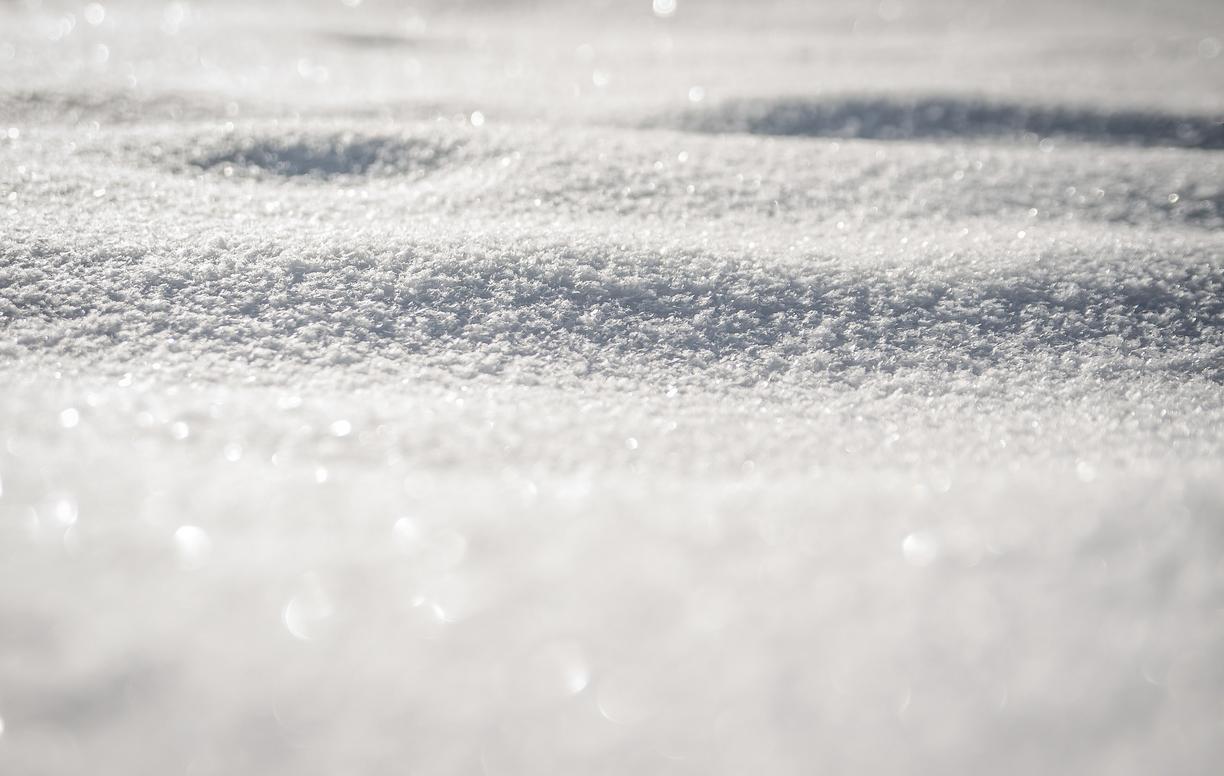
left=190, top=134, right=468, bottom=178
left=665, top=96, right=1224, bottom=150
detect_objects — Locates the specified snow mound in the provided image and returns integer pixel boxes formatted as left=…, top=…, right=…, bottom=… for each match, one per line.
left=666, top=96, right=1224, bottom=149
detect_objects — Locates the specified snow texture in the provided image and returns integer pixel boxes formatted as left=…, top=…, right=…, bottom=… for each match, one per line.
left=1, top=1, right=1223, bottom=775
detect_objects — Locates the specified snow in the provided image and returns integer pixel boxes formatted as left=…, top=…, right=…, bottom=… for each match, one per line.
left=1, top=1, right=1223, bottom=774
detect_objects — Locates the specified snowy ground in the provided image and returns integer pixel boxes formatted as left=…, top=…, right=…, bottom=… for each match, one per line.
left=1, top=1, right=1223, bottom=774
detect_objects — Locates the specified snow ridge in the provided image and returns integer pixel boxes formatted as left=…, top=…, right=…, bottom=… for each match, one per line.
left=2, top=232, right=1220, bottom=381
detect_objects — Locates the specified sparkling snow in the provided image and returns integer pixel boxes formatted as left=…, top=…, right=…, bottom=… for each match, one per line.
left=0, top=1, right=1222, bottom=774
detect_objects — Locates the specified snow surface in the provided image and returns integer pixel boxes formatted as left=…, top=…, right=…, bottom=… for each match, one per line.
left=1, top=1, right=1223, bottom=774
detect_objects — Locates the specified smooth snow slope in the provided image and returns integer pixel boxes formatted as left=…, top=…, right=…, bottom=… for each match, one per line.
left=1, top=1, right=1223, bottom=775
